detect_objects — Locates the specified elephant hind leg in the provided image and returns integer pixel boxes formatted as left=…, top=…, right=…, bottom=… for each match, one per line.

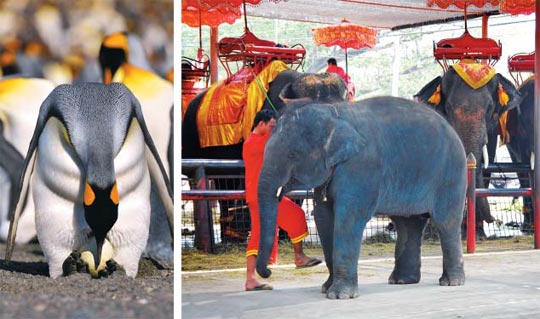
left=431, top=209, right=465, bottom=286
left=388, top=215, right=428, bottom=284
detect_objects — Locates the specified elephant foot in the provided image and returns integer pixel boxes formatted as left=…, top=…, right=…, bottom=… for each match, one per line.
left=388, top=270, right=420, bottom=285
left=325, top=280, right=359, bottom=299
left=439, top=271, right=465, bottom=286
left=321, top=276, right=333, bottom=293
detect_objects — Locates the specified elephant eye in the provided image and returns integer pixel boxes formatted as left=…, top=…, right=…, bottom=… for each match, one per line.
left=288, top=151, right=296, bottom=159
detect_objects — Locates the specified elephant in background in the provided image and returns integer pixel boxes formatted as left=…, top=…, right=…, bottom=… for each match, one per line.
left=506, top=79, right=534, bottom=232
left=256, top=97, right=467, bottom=299
left=181, top=70, right=347, bottom=242
left=415, top=66, right=521, bottom=238
left=182, top=70, right=347, bottom=159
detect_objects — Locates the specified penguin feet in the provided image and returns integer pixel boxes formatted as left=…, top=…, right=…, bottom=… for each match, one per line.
left=61, top=253, right=125, bottom=279
left=62, top=252, right=89, bottom=276
left=97, top=259, right=125, bottom=278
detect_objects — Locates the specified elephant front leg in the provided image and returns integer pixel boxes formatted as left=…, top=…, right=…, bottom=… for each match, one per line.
left=313, top=188, right=334, bottom=293
left=388, top=215, right=428, bottom=284
left=325, top=205, right=367, bottom=299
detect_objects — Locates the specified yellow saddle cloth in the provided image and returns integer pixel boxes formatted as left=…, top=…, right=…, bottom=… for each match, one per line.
left=196, top=60, right=289, bottom=148
left=452, top=60, right=496, bottom=89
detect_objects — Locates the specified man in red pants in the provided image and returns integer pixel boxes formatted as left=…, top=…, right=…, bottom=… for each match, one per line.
left=243, top=109, right=321, bottom=291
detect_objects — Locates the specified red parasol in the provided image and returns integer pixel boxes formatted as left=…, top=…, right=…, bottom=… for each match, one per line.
left=182, top=0, right=286, bottom=60
left=499, top=0, right=536, bottom=15
left=183, top=0, right=285, bottom=29
left=182, top=1, right=242, bottom=29
left=312, top=18, right=377, bottom=75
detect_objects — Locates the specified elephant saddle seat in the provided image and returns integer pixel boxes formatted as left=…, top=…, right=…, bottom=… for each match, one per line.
left=218, top=28, right=305, bottom=78
left=196, top=60, right=290, bottom=148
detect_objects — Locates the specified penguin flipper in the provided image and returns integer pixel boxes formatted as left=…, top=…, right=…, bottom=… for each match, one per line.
left=130, top=95, right=174, bottom=239
left=5, top=151, right=36, bottom=261
left=5, top=90, right=53, bottom=261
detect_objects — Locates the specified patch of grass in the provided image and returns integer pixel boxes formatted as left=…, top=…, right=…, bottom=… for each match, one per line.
left=181, top=236, right=536, bottom=272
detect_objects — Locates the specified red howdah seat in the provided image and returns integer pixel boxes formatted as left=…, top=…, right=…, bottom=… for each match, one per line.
left=218, top=28, right=305, bottom=78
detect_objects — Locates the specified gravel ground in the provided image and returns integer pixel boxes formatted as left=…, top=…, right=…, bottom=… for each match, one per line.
left=0, top=242, right=174, bottom=319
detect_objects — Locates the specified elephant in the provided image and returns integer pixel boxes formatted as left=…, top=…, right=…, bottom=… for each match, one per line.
left=505, top=79, right=535, bottom=232
left=181, top=69, right=347, bottom=243
left=415, top=64, right=521, bottom=238
left=182, top=70, right=347, bottom=159
left=256, top=96, right=467, bottom=299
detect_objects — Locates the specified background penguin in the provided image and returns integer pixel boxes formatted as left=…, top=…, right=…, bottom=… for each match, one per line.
left=0, top=119, right=24, bottom=231
left=99, top=31, right=173, bottom=178
left=5, top=82, right=173, bottom=279
left=99, top=31, right=173, bottom=264
left=0, top=77, right=55, bottom=244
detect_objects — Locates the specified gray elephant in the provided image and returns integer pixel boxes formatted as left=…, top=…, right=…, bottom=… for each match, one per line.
left=256, top=96, right=467, bottom=299
left=506, top=79, right=534, bottom=232
left=415, top=64, right=520, bottom=237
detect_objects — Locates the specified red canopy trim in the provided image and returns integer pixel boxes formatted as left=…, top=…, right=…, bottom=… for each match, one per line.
left=427, top=0, right=500, bottom=9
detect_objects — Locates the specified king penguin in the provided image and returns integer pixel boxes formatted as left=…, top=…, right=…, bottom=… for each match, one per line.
left=5, top=82, right=173, bottom=279
left=99, top=32, right=174, bottom=265
left=0, top=77, right=55, bottom=244
left=98, top=31, right=173, bottom=178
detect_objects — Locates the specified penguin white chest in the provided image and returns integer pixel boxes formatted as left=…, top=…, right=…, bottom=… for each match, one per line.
left=33, top=117, right=83, bottom=212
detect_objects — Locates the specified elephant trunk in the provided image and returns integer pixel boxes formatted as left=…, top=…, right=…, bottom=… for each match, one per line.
left=453, top=123, right=495, bottom=225
left=255, top=166, right=287, bottom=278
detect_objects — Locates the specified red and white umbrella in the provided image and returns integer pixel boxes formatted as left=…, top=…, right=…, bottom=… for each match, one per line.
left=312, top=18, right=377, bottom=75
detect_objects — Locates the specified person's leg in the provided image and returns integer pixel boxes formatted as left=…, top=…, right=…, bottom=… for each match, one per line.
left=277, top=197, right=322, bottom=268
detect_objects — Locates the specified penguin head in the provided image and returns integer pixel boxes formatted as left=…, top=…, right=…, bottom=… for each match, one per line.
left=99, top=32, right=129, bottom=84
left=0, top=48, right=20, bottom=77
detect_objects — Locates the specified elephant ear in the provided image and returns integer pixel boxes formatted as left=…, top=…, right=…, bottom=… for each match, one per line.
left=492, top=74, right=521, bottom=115
left=325, top=117, right=366, bottom=169
left=414, top=76, right=444, bottom=114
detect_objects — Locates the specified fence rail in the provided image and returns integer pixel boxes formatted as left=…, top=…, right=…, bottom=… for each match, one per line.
left=181, top=159, right=539, bottom=253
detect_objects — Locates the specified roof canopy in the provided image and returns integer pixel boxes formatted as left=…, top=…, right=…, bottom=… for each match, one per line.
left=244, top=0, right=501, bottom=30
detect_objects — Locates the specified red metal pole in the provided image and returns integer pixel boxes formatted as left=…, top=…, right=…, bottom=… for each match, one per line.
left=210, top=27, right=219, bottom=84
left=481, top=14, right=488, bottom=38
left=466, top=153, right=476, bottom=254
left=534, top=0, right=540, bottom=249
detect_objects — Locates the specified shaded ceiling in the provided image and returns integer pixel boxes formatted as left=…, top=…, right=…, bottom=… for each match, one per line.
left=244, top=0, right=502, bottom=30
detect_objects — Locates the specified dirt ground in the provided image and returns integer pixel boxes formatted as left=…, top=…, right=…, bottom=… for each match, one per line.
left=0, top=242, right=174, bottom=319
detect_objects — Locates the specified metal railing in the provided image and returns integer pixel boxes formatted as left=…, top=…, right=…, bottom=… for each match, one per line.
left=182, top=158, right=539, bottom=253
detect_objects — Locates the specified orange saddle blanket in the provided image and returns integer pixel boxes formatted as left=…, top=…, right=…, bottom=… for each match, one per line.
left=196, top=60, right=289, bottom=148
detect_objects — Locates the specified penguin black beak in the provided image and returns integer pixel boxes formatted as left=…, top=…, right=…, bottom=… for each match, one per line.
left=83, top=181, right=119, bottom=266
